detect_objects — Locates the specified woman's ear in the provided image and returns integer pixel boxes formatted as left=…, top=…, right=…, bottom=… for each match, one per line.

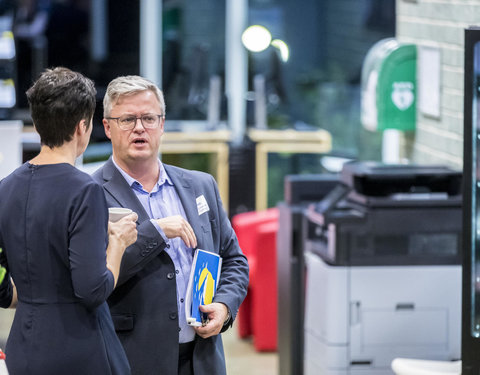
left=76, top=119, right=87, bottom=136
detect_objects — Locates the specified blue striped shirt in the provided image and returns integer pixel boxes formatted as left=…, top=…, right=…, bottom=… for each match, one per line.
left=112, top=158, right=195, bottom=343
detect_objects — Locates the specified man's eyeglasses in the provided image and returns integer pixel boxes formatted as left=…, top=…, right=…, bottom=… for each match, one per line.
left=106, top=113, right=164, bottom=130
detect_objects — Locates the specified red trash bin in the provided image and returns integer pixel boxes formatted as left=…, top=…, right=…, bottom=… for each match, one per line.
left=232, top=208, right=279, bottom=351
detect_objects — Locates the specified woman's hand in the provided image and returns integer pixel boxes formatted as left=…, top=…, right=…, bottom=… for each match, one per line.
left=108, top=213, right=138, bottom=249
left=106, top=212, right=138, bottom=287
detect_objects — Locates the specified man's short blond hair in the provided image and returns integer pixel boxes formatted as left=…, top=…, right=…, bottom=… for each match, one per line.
left=103, top=75, right=166, bottom=117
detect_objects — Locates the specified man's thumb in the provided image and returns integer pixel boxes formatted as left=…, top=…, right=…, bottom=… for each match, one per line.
left=199, top=304, right=213, bottom=312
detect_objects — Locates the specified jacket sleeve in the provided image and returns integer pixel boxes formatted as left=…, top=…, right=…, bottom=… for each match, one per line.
left=208, top=175, right=249, bottom=329
left=115, top=219, right=168, bottom=287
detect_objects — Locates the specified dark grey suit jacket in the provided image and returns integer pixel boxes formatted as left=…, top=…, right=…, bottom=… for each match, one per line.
left=92, top=157, right=249, bottom=375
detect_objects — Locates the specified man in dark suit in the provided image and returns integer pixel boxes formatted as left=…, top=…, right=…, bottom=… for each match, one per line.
left=92, top=75, right=249, bottom=375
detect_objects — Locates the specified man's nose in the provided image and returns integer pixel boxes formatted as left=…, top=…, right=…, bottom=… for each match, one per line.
left=133, top=117, right=145, bottom=131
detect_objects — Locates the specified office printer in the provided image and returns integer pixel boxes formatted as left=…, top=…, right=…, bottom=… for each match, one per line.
left=303, top=161, right=462, bottom=375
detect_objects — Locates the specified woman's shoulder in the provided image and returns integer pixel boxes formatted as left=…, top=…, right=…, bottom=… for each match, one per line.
left=0, top=162, right=32, bottom=188
left=67, top=165, right=98, bottom=184
left=38, top=164, right=103, bottom=200
left=66, top=168, right=104, bottom=197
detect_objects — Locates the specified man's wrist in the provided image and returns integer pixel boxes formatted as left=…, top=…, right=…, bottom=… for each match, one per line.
left=223, top=305, right=231, bottom=325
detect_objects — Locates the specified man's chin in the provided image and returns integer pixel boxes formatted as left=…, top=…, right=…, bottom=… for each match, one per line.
left=127, top=150, right=155, bottom=162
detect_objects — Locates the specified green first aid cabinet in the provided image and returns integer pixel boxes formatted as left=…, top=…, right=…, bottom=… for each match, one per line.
left=361, top=38, right=417, bottom=132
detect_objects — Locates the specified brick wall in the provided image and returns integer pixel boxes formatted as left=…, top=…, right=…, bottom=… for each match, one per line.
left=396, top=0, right=480, bottom=169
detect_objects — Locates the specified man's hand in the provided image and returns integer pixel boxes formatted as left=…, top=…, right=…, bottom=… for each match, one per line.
left=194, top=303, right=228, bottom=339
left=156, top=215, right=197, bottom=248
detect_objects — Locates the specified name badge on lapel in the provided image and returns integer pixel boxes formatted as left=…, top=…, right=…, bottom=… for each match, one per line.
left=196, top=195, right=209, bottom=216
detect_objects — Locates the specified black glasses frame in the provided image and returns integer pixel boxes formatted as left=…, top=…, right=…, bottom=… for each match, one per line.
left=106, top=113, right=165, bottom=130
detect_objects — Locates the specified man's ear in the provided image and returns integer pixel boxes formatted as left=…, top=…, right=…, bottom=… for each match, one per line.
left=103, top=118, right=112, bottom=140
left=159, top=116, right=165, bottom=136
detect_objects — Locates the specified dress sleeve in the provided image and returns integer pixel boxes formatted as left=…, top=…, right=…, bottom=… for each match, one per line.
left=68, top=181, right=114, bottom=309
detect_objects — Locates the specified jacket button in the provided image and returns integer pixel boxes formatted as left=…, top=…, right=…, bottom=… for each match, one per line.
left=169, top=312, right=177, bottom=320
left=167, top=272, right=175, bottom=280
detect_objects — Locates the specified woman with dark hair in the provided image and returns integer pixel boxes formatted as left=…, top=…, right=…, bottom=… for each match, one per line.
left=0, top=67, right=137, bottom=374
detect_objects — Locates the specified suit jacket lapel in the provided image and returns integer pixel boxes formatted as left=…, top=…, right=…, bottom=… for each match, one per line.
left=101, top=160, right=206, bottom=247
left=101, top=158, right=151, bottom=223
left=164, top=165, right=204, bottom=247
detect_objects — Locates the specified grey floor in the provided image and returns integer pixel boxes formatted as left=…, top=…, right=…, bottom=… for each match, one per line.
left=224, top=322, right=278, bottom=375
left=0, top=310, right=278, bottom=375
left=0, top=310, right=13, bottom=350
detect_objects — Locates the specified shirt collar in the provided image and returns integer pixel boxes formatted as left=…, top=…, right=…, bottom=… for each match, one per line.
left=158, top=161, right=174, bottom=187
left=111, top=157, right=174, bottom=190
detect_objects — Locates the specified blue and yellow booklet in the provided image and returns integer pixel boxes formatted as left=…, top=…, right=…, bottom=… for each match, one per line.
left=185, top=249, right=222, bottom=326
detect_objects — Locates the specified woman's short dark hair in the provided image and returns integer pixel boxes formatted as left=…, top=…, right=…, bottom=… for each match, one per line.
left=26, top=67, right=96, bottom=148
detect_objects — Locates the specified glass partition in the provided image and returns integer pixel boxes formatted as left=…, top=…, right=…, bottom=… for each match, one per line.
left=463, top=26, right=480, bottom=375
left=162, top=1, right=226, bottom=123
left=246, top=0, right=395, bottom=160
left=472, top=40, right=480, bottom=339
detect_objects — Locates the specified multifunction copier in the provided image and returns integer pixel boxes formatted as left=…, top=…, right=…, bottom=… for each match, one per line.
left=303, top=161, right=462, bottom=375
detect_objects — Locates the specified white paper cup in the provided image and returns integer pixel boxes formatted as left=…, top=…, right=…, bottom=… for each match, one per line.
left=108, top=207, right=133, bottom=222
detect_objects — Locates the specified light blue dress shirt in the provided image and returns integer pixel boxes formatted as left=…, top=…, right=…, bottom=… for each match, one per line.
left=112, top=158, right=195, bottom=343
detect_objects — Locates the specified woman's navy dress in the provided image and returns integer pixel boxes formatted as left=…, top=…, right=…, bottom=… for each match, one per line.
left=0, top=163, right=130, bottom=374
